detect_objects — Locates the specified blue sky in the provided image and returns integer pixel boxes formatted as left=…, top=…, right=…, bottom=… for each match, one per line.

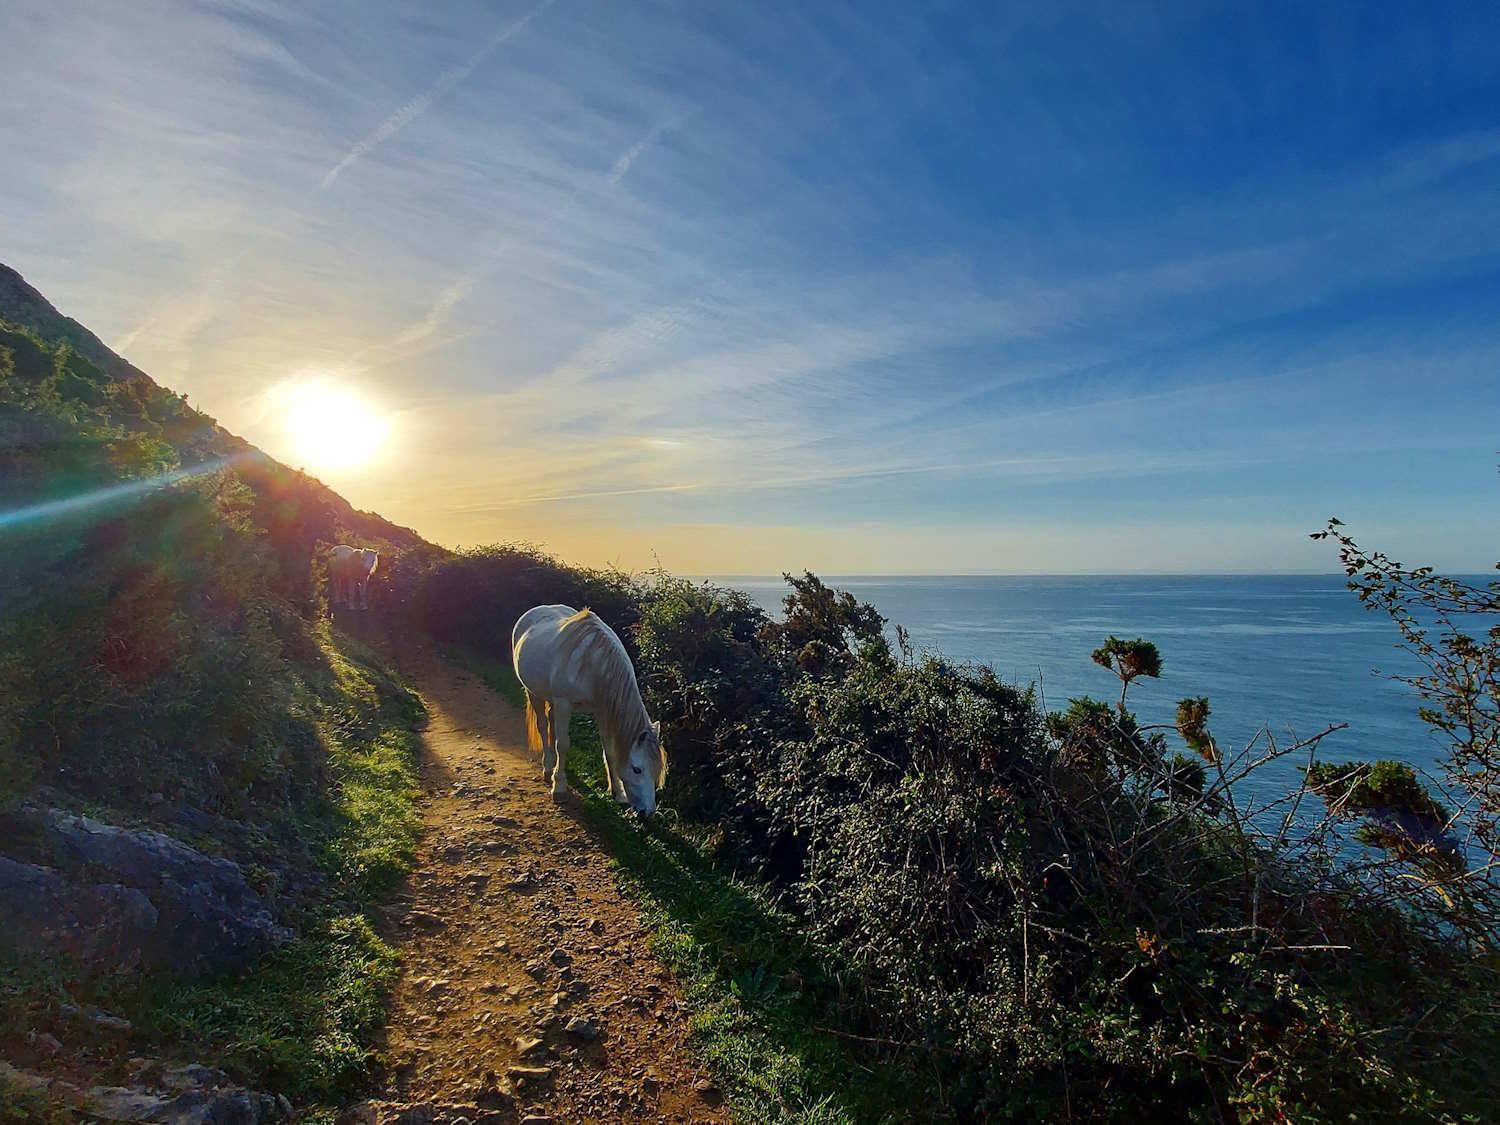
left=2, top=0, right=1497, bottom=572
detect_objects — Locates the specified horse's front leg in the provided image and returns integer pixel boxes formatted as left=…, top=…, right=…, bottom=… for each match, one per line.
left=603, top=744, right=628, bottom=803
left=549, top=699, right=571, bottom=799
left=601, top=744, right=620, bottom=803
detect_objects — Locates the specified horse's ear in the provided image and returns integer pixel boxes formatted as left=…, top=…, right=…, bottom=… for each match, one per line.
left=652, top=719, right=661, bottom=736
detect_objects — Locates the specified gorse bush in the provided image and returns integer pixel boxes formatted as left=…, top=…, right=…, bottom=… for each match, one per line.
left=415, top=549, right=1499, bottom=1119
left=412, top=542, right=640, bottom=658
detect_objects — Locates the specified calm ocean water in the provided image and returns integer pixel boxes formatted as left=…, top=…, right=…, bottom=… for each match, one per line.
left=710, top=574, right=1451, bottom=811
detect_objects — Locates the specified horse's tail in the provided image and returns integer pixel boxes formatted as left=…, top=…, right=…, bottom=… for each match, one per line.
left=525, top=691, right=549, bottom=756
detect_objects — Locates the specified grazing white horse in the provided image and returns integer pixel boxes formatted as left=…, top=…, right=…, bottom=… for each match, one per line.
left=327, top=545, right=378, bottom=610
left=511, top=604, right=666, bottom=815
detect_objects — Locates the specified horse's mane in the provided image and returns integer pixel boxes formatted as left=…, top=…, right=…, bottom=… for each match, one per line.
left=557, top=608, right=665, bottom=783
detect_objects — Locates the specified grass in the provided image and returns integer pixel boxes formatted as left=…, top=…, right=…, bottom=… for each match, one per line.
left=458, top=647, right=932, bottom=1124
left=130, top=630, right=424, bottom=1112
left=0, top=628, right=425, bottom=1122
left=0, top=1072, right=70, bottom=1125
left=304, top=632, right=427, bottom=901
left=135, top=914, right=399, bottom=1112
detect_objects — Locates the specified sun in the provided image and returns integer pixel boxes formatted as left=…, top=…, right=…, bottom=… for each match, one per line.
left=280, top=380, right=390, bottom=473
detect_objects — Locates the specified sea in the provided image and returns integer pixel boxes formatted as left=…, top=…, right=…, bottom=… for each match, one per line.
left=709, top=574, right=1458, bottom=816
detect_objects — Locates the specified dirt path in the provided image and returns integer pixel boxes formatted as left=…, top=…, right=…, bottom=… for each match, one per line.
left=354, top=633, right=728, bottom=1124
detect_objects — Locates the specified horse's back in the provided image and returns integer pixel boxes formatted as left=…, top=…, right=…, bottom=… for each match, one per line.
left=513, top=604, right=577, bottom=650
left=512, top=605, right=578, bottom=692
left=327, top=544, right=375, bottom=574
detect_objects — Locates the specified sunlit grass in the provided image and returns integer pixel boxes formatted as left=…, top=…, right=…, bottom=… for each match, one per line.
left=0, top=630, right=427, bottom=1118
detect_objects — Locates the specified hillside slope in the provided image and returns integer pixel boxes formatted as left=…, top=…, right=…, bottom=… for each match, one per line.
left=0, top=265, right=442, bottom=1120
left=0, top=262, right=428, bottom=553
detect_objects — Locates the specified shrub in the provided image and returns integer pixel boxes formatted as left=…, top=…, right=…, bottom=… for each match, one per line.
left=400, top=532, right=1500, bottom=1118
left=627, top=575, right=1498, bottom=1118
left=410, top=543, right=640, bottom=660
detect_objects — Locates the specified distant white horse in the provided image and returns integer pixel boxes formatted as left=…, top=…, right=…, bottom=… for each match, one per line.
left=327, top=545, right=379, bottom=610
left=511, top=604, right=666, bottom=815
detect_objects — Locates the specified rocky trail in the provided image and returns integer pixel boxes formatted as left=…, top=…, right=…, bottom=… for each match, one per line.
left=353, top=630, right=728, bottom=1125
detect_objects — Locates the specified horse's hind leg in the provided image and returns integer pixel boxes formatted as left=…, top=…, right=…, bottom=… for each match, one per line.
left=549, top=699, right=571, bottom=799
left=526, top=691, right=551, bottom=783
left=540, top=701, right=556, bottom=786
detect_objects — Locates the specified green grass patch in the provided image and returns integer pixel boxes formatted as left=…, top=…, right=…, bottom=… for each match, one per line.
left=0, top=629, right=426, bottom=1118
left=303, top=633, right=426, bottom=900
left=135, top=913, right=399, bottom=1108
left=126, top=631, right=424, bottom=1107
left=458, top=647, right=928, bottom=1124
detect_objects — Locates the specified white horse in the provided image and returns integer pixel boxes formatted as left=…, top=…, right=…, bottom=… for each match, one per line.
left=327, top=545, right=379, bottom=610
left=511, top=604, right=666, bottom=815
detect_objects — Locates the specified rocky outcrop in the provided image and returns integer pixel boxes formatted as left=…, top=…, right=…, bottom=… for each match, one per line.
left=0, top=856, right=159, bottom=970
left=0, top=806, right=291, bottom=974
left=1, top=1058, right=292, bottom=1123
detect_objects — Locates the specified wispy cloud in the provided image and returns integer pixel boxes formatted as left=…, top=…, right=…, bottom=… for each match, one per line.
left=7, top=0, right=1500, bottom=571
left=318, top=0, right=556, bottom=191
left=379, top=113, right=683, bottom=353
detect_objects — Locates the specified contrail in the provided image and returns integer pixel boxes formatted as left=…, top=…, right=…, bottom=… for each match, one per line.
left=0, top=456, right=242, bottom=532
left=377, top=114, right=677, bottom=354
left=319, top=0, right=556, bottom=191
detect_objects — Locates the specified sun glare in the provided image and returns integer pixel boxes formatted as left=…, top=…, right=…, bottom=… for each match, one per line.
left=279, top=380, right=390, bottom=473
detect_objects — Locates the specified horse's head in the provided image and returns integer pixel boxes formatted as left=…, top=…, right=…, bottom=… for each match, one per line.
left=623, top=719, right=666, bottom=817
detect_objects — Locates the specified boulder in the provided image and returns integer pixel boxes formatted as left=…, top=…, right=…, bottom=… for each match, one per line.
left=0, top=807, right=291, bottom=974
left=0, top=856, right=158, bottom=971
left=81, top=1081, right=292, bottom=1122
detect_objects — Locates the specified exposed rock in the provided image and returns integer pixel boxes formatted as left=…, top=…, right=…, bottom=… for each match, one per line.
left=695, top=1077, right=723, bottom=1105
left=563, top=1016, right=596, bottom=1040
left=0, top=807, right=290, bottom=975
left=81, top=1085, right=170, bottom=1121
left=504, top=1065, right=552, bottom=1084
left=79, top=1078, right=292, bottom=1122
left=59, top=1004, right=134, bottom=1032
left=0, top=856, right=158, bottom=971
left=27, top=1030, right=63, bottom=1053
left=161, top=1063, right=230, bottom=1091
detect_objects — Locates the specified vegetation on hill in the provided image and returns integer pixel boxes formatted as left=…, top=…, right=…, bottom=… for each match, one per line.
left=416, top=546, right=1499, bottom=1121
left=0, top=267, right=436, bottom=1119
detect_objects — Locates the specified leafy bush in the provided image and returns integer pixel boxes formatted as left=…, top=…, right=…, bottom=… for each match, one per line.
left=651, top=584, right=1492, bottom=1116
left=411, top=547, right=1498, bottom=1118
left=1305, top=759, right=1449, bottom=823
left=412, top=542, right=640, bottom=659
